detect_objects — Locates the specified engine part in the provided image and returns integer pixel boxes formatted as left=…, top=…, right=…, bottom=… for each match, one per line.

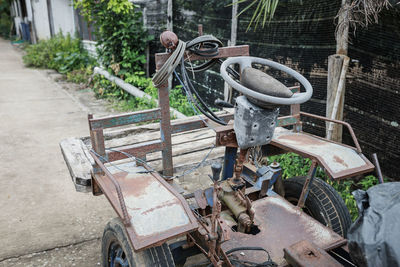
left=234, top=96, right=279, bottom=149
left=218, top=180, right=253, bottom=233
left=255, top=163, right=282, bottom=197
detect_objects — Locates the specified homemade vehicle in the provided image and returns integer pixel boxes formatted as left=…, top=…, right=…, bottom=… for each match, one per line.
left=61, top=30, right=376, bottom=266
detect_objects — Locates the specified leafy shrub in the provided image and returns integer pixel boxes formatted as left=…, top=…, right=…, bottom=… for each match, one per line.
left=66, top=65, right=93, bottom=84
left=0, top=1, right=11, bottom=38
left=23, top=33, right=93, bottom=72
left=92, top=72, right=196, bottom=116
left=74, top=0, right=151, bottom=75
left=269, top=152, right=381, bottom=220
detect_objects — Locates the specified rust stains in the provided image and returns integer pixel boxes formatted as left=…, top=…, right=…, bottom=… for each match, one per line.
left=333, top=155, right=348, bottom=167
left=141, top=199, right=179, bottom=215
left=278, top=134, right=324, bottom=146
left=114, top=173, right=153, bottom=197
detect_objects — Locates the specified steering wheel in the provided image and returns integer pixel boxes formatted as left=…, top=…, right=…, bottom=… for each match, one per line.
left=220, top=56, right=313, bottom=105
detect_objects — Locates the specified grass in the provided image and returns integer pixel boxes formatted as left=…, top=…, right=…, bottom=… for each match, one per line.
left=92, top=71, right=197, bottom=117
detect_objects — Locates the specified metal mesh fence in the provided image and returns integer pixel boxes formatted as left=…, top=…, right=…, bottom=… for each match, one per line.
left=146, top=0, right=400, bottom=179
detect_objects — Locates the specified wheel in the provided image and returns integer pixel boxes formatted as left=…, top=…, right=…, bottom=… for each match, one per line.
left=102, top=218, right=175, bottom=267
left=283, top=177, right=352, bottom=237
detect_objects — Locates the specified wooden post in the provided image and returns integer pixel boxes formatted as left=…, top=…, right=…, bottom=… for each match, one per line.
left=167, top=0, right=173, bottom=31
left=224, top=0, right=238, bottom=103
left=143, top=6, right=150, bottom=77
left=326, top=55, right=349, bottom=141
left=336, top=0, right=350, bottom=55
left=230, top=0, right=238, bottom=47
left=326, top=0, right=350, bottom=141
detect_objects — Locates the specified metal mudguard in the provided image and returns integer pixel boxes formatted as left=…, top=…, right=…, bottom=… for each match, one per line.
left=93, top=162, right=198, bottom=251
left=271, top=127, right=374, bottom=179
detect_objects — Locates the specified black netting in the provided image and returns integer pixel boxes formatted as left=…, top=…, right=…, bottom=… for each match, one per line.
left=146, top=0, right=400, bottom=179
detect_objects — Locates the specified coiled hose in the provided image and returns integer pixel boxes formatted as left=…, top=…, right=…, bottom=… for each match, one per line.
left=152, top=35, right=239, bottom=125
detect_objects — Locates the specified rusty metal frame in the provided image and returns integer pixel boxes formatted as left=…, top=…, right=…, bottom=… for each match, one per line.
left=299, top=111, right=362, bottom=153
left=82, top=34, right=360, bottom=264
left=270, top=136, right=374, bottom=180
left=85, top=42, right=250, bottom=252
left=269, top=110, right=374, bottom=180
left=297, top=159, right=318, bottom=208
left=153, top=44, right=249, bottom=176
left=90, top=153, right=198, bottom=251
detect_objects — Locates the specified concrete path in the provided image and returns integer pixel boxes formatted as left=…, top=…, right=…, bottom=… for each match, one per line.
left=0, top=38, right=115, bottom=265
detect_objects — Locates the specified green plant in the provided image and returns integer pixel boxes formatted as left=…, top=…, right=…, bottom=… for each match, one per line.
left=125, top=72, right=196, bottom=116
left=268, top=152, right=380, bottom=220
left=92, top=72, right=196, bottom=117
left=23, top=33, right=93, bottom=73
left=66, top=65, right=93, bottom=84
left=54, top=51, right=94, bottom=74
left=74, top=0, right=152, bottom=76
left=233, top=0, right=280, bottom=31
left=0, top=0, right=12, bottom=39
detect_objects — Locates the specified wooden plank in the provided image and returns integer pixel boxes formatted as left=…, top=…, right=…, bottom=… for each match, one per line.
left=103, top=124, right=216, bottom=150
left=326, top=54, right=346, bottom=142
left=81, top=111, right=232, bottom=145
left=89, top=108, right=161, bottom=130
left=107, top=140, right=164, bottom=162
left=59, top=138, right=93, bottom=193
left=150, top=146, right=225, bottom=174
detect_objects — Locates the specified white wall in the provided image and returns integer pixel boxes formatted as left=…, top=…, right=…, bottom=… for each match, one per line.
left=11, top=1, right=22, bottom=37
left=25, top=0, right=33, bottom=21
left=50, top=0, right=76, bottom=36
left=31, top=0, right=51, bottom=40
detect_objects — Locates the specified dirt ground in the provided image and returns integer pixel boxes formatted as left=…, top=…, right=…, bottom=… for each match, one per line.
left=0, top=38, right=213, bottom=267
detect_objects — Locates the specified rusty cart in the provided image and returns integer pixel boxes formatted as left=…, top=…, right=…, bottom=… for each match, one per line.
left=61, top=31, right=376, bottom=267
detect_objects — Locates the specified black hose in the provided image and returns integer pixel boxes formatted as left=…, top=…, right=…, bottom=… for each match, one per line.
left=176, top=63, right=227, bottom=125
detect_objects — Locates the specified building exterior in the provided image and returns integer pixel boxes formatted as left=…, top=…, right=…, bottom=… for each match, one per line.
left=10, top=0, right=77, bottom=43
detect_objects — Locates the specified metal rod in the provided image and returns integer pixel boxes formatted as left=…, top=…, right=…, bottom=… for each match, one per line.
left=372, top=153, right=384, bottom=184
left=158, top=82, right=174, bottom=177
left=297, top=160, right=318, bottom=208
left=300, top=111, right=362, bottom=153
left=89, top=151, right=131, bottom=226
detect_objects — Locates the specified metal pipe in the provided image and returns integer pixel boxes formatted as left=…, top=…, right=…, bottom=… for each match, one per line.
left=300, top=111, right=362, bottom=153
left=297, top=160, right=318, bottom=208
left=93, top=67, right=187, bottom=119
left=372, top=153, right=384, bottom=184
left=89, top=150, right=131, bottom=226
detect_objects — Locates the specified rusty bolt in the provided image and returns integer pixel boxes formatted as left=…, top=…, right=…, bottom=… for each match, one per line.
left=160, top=31, right=179, bottom=50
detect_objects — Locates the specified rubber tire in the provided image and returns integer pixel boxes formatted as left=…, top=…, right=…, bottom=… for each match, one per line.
left=283, top=177, right=352, bottom=237
left=102, top=218, right=175, bottom=267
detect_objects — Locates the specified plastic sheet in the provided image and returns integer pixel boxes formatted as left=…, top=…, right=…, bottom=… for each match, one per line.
left=348, top=182, right=400, bottom=267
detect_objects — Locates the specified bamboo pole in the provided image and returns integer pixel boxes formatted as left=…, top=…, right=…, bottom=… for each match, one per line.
left=327, top=56, right=350, bottom=140
left=326, top=0, right=350, bottom=141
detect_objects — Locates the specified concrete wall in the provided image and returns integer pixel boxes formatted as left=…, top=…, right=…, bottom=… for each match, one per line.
left=82, top=40, right=97, bottom=57
left=50, top=0, right=76, bottom=36
left=31, top=0, right=51, bottom=40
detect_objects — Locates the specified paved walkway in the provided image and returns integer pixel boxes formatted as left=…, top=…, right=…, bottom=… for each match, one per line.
left=0, top=39, right=115, bottom=265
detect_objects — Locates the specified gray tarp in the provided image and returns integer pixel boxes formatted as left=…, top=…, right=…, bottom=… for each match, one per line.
left=348, top=182, right=400, bottom=267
